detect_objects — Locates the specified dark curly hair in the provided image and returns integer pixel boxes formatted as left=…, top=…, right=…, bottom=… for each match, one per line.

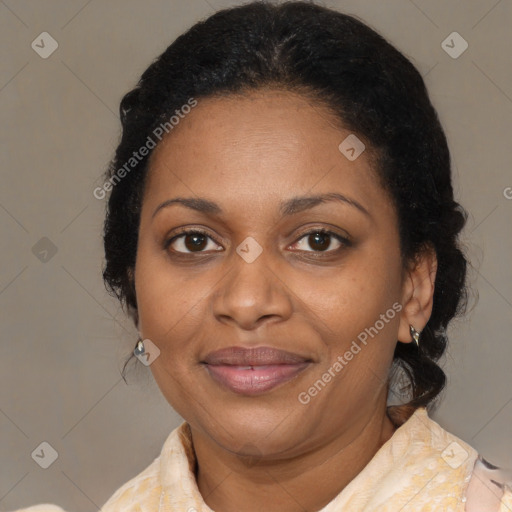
left=101, top=0, right=468, bottom=426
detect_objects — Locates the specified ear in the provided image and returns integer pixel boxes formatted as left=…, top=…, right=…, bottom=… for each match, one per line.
left=397, top=244, right=438, bottom=344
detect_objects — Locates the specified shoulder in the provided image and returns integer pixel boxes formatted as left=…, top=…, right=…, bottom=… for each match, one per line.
left=465, top=454, right=512, bottom=512
left=100, top=454, right=162, bottom=512
left=100, top=422, right=189, bottom=512
left=6, top=423, right=190, bottom=512
left=419, top=410, right=512, bottom=511
left=6, top=506, right=67, bottom=512
left=501, top=488, right=512, bottom=511
left=3, top=457, right=163, bottom=512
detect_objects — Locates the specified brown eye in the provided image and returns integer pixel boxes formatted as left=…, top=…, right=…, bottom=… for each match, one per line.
left=164, top=227, right=351, bottom=256
left=166, top=230, right=223, bottom=254
left=291, top=229, right=350, bottom=253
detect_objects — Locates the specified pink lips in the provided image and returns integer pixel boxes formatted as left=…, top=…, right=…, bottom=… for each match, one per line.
left=202, top=346, right=311, bottom=395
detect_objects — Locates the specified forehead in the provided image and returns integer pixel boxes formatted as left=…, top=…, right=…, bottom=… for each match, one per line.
left=143, top=89, right=388, bottom=218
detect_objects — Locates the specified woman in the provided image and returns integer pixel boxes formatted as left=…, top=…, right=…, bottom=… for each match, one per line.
left=13, top=1, right=511, bottom=511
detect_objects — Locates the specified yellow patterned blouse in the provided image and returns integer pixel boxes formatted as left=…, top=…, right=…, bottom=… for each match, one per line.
left=10, top=407, right=512, bottom=512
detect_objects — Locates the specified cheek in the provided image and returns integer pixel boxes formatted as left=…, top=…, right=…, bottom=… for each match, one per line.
left=301, top=250, right=403, bottom=395
left=302, top=252, right=402, bottom=336
left=134, top=247, right=208, bottom=416
left=134, top=243, right=206, bottom=352
left=300, top=265, right=402, bottom=410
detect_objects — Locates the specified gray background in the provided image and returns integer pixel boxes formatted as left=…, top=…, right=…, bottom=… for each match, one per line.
left=1, top=0, right=511, bottom=510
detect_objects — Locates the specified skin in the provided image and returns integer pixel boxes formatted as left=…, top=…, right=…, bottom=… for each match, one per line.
left=133, top=89, right=437, bottom=512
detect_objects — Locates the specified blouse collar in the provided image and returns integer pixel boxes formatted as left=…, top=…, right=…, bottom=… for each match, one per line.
left=157, top=407, right=478, bottom=511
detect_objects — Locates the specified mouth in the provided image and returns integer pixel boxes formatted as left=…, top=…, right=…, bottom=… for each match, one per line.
left=201, top=346, right=312, bottom=395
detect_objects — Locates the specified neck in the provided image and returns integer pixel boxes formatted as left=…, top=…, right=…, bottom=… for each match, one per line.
left=192, top=398, right=397, bottom=512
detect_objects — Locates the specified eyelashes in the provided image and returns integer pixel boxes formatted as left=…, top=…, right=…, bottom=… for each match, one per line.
left=290, top=228, right=352, bottom=253
left=164, top=227, right=352, bottom=256
left=165, top=228, right=222, bottom=254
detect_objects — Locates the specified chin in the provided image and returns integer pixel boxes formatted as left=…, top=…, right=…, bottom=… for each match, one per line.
left=203, top=403, right=306, bottom=455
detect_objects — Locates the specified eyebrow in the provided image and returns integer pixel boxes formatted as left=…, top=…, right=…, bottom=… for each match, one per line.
left=151, top=192, right=371, bottom=220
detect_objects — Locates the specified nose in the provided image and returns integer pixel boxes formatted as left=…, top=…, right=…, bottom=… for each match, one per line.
left=211, top=246, right=293, bottom=331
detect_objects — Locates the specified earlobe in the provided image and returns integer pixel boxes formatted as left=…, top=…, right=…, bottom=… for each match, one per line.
left=397, top=246, right=437, bottom=344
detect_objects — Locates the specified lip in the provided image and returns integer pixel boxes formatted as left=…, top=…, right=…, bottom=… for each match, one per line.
left=202, top=346, right=312, bottom=395
left=203, top=346, right=310, bottom=366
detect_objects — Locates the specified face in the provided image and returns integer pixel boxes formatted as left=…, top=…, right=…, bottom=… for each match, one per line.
left=134, top=89, right=408, bottom=459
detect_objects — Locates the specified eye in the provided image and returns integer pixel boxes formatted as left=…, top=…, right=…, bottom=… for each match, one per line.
left=290, top=228, right=351, bottom=253
left=165, top=229, right=223, bottom=254
left=164, top=227, right=351, bottom=256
